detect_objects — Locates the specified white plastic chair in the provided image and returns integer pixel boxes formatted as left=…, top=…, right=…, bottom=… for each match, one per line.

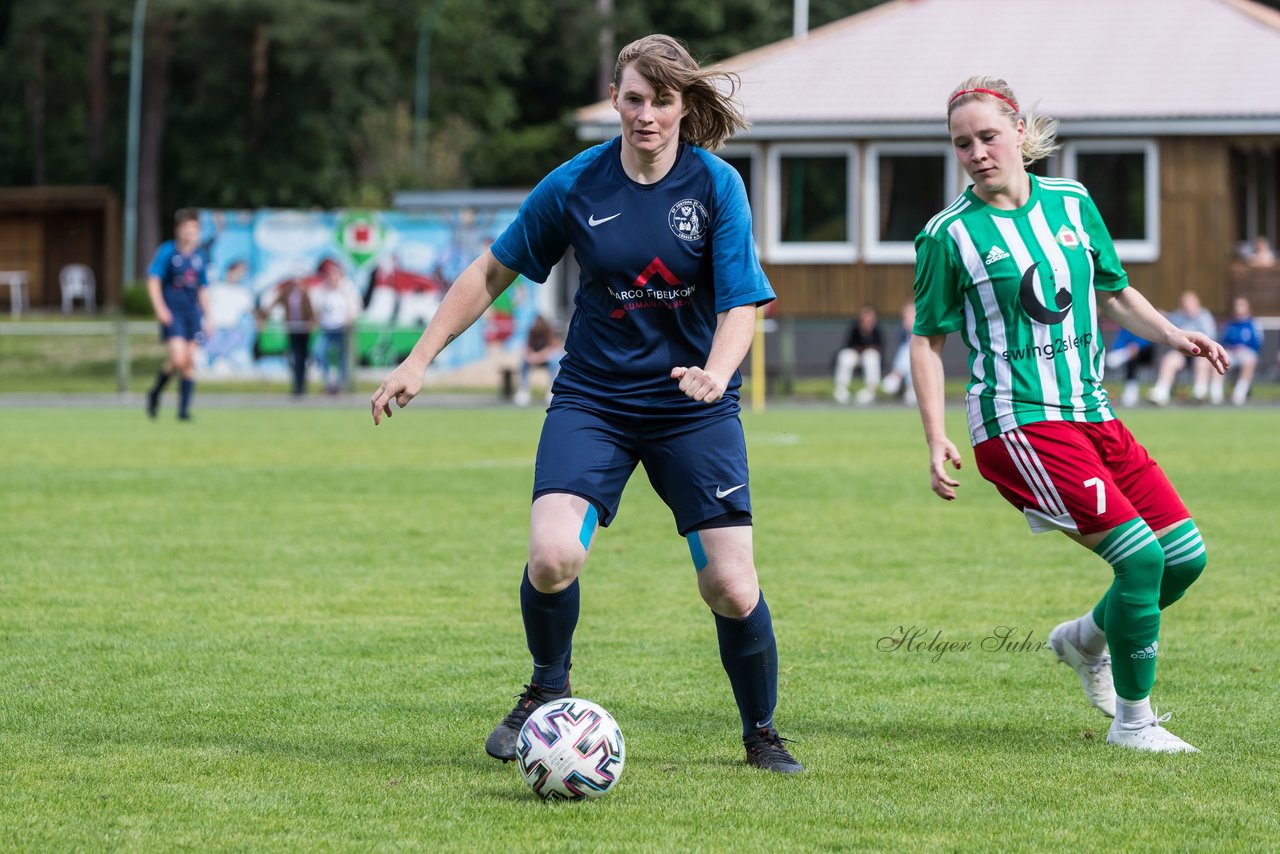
left=60, top=264, right=96, bottom=314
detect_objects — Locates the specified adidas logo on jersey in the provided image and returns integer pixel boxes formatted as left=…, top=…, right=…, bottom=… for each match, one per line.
left=984, top=245, right=1011, bottom=265
left=1131, top=642, right=1159, bottom=660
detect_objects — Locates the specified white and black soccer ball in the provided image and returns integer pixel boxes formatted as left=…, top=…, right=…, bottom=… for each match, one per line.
left=516, top=698, right=625, bottom=800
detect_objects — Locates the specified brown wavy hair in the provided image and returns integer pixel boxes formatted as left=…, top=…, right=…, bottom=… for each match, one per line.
left=613, top=34, right=748, bottom=152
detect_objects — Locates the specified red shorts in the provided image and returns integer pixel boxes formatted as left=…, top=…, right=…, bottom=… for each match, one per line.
left=972, top=420, right=1189, bottom=535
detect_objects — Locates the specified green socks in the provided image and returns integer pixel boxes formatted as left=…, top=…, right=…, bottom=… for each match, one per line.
left=1090, top=518, right=1165, bottom=701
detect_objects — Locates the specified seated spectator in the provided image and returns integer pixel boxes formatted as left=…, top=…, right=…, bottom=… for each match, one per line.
left=879, top=301, right=916, bottom=405
left=1243, top=235, right=1277, bottom=268
left=1211, top=296, right=1263, bottom=406
left=1105, top=326, right=1155, bottom=408
left=515, top=315, right=564, bottom=407
left=1147, top=290, right=1217, bottom=405
left=833, top=304, right=882, bottom=405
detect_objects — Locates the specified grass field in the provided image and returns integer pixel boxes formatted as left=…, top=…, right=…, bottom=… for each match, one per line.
left=2, top=404, right=1278, bottom=851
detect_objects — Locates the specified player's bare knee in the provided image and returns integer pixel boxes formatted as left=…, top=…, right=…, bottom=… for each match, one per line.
left=527, top=542, right=584, bottom=592
left=701, top=577, right=759, bottom=619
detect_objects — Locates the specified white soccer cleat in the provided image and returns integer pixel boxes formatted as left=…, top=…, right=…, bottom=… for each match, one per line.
left=833, top=386, right=850, bottom=405
left=1048, top=619, right=1116, bottom=717
left=854, top=387, right=875, bottom=405
left=1107, top=712, right=1199, bottom=754
left=1145, top=386, right=1170, bottom=406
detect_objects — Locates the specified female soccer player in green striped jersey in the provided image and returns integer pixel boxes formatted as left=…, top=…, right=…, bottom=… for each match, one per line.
left=910, top=77, right=1229, bottom=753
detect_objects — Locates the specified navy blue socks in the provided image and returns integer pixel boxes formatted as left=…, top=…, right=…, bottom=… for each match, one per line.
left=520, top=565, right=578, bottom=691
left=149, top=369, right=172, bottom=398
left=714, top=590, right=778, bottom=738
left=178, top=378, right=194, bottom=418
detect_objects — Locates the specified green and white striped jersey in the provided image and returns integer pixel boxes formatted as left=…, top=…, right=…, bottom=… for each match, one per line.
left=913, top=175, right=1127, bottom=445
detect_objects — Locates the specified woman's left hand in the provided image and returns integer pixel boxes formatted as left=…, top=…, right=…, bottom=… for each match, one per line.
left=1172, top=330, right=1230, bottom=375
left=671, top=366, right=727, bottom=403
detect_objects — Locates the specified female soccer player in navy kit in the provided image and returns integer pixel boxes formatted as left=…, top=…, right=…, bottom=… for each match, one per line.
left=910, top=77, right=1229, bottom=753
left=371, top=35, right=802, bottom=773
left=146, top=208, right=210, bottom=421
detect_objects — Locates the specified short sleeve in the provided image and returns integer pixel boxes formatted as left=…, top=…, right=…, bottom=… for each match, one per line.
left=702, top=153, right=774, bottom=312
left=911, top=233, right=965, bottom=336
left=1082, top=196, right=1128, bottom=292
left=148, top=242, right=172, bottom=279
left=490, top=164, right=577, bottom=284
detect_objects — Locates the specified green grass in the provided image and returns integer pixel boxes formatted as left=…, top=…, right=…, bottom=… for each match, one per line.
left=2, top=406, right=1277, bottom=851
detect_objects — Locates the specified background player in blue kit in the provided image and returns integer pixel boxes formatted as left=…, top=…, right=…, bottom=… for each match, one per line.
left=146, top=208, right=210, bottom=421
left=371, top=34, right=802, bottom=773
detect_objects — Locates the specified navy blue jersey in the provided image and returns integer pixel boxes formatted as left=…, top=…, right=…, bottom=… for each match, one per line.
left=491, top=138, right=774, bottom=414
left=148, top=240, right=208, bottom=313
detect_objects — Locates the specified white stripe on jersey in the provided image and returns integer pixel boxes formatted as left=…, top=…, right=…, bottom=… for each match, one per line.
left=999, top=432, right=1059, bottom=516
left=1010, top=428, right=1068, bottom=516
left=1064, top=196, right=1113, bottom=415
left=993, top=215, right=1064, bottom=421
left=950, top=220, right=1017, bottom=439
left=1037, top=177, right=1089, bottom=197
left=926, top=193, right=971, bottom=237
left=1027, top=203, right=1087, bottom=412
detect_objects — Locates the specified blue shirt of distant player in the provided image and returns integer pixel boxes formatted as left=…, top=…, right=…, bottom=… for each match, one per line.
left=1221, top=317, right=1263, bottom=353
left=148, top=240, right=208, bottom=314
left=491, top=137, right=774, bottom=414
left=1111, top=327, right=1152, bottom=352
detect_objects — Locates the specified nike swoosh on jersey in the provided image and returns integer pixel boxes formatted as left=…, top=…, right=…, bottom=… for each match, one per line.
left=715, top=484, right=747, bottom=499
left=588, top=212, right=622, bottom=227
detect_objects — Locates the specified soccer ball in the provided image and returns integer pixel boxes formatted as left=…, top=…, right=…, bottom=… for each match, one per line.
left=516, top=698, right=625, bottom=800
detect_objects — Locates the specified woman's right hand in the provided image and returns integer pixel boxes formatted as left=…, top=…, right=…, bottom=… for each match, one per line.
left=370, top=358, right=425, bottom=425
left=157, top=305, right=173, bottom=327
left=928, top=436, right=962, bottom=501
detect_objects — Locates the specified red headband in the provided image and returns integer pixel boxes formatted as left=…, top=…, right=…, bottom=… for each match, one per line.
left=949, top=87, right=1019, bottom=113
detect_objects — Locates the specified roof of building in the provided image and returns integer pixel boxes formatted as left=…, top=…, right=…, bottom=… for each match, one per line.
left=576, top=0, right=1280, bottom=139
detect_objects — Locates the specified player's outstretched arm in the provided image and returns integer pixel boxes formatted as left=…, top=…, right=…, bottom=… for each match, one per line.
left=1098, top=288, right=1229, bottom=375
left=671, top=304, right=756, bottom=403
left=371, top=250, right=518, bottom=425
left=910, top=333, right=961, bottom=501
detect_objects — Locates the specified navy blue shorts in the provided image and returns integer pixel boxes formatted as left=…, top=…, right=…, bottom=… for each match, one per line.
left=161, top=309, right=203, bottom=342
left=532, top=397, right=752, bottom=535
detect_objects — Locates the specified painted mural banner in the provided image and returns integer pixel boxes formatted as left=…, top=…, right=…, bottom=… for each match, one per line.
left=196, top=208, right=536, bottom=379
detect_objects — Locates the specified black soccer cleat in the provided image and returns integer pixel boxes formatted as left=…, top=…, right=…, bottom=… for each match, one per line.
left=146, top=391, right=159, bottom=419
left=744, top=727, right=804, bottom=774
left=484, top=681, right=571, bottom=762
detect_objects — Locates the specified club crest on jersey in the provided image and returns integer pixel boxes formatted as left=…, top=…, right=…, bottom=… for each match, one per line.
left=668, top=199, right=708, bottom=241
left=1055, top=224, right=1080, bottom=249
